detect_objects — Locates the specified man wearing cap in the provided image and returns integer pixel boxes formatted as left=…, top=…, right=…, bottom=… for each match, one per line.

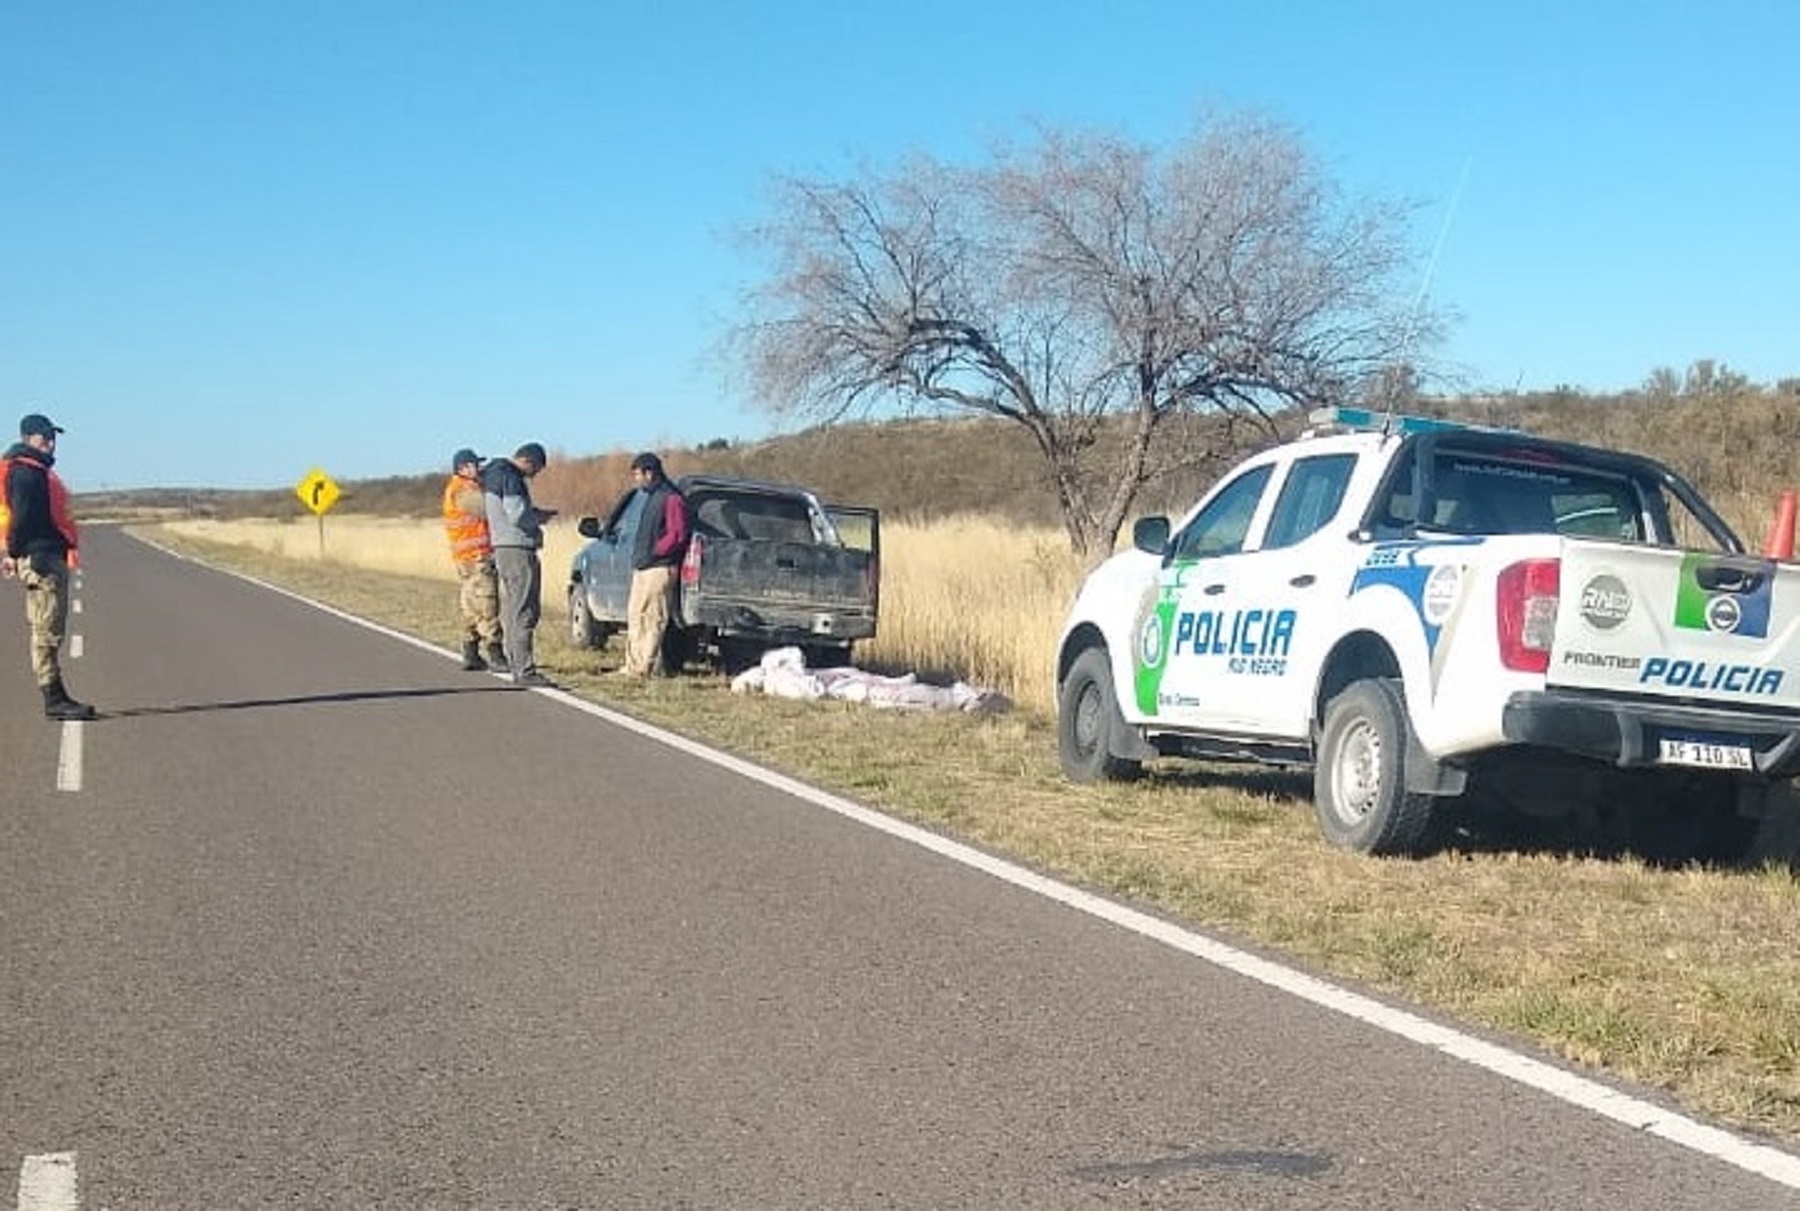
left=1, top=413, right=97, bottom=720
left=442, top=448, right=506, bottom=672
left=621, top=451, right=691, bottom=677
left=480, top=442, right=557, bottom=687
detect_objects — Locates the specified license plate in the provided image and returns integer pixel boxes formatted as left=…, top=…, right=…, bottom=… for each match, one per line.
left=1657, top=738, right=1753, bottom=770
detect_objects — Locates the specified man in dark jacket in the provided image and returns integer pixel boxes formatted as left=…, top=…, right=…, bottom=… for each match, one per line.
left=480, top=442, right=557, bottom=687
left=1, top=413, right=96, bottom=719
left=621, top=451, right=691, bottom=677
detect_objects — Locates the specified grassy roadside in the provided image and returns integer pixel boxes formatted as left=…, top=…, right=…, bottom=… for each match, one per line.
left=137, top=525, right=1800, bottom=1146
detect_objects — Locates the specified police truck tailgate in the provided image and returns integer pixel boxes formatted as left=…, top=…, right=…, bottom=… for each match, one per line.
left=1551, top=540, right=1800, bottom=712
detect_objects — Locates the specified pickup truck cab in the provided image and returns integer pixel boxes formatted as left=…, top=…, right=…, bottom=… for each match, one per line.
left=568, top=474, right=879, bottom=669
left=1056, top=407, right=1800, bottom=858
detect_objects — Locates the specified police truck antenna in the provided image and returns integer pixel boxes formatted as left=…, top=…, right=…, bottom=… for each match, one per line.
left=1385, top=154, right=1474, bottom=435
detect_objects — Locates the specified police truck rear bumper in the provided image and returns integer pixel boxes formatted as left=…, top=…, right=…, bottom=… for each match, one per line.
left=1502, top=689, right=1800, bottom=777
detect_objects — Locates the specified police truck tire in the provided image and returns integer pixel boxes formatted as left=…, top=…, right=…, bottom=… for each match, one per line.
left=568, top=590, right=603, bottom=649
left=1314, top=678, right=1438, bottom=855
left=1058, top=647, right=1143, bottom=783
left=1630, top=773, right=1762, bottom=867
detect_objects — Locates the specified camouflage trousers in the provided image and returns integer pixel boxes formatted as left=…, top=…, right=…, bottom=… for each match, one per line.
left=455, top=557, right=502, bottom=644
left=17, top=554, right=70, bottom=687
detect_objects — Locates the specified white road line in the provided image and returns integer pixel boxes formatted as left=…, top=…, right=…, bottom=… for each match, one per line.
left=17, top=1151, right=78, bottom=1211
left=128, top=534, right=1800, bottom=1193
left=69, top=634, right=83, bottom=661
left=70, top=599, right=81, bottom=616
left=55, top=722, right=83, bottom=793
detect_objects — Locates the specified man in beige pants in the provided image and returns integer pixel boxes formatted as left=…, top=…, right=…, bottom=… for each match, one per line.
left=621, top=452, right=691, bottom=677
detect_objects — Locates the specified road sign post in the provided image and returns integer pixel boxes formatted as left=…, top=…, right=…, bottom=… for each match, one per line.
left=294, top=468, right=342, bottom=558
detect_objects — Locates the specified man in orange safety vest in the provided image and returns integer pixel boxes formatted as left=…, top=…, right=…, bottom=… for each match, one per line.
left=442, top=447, right=506, bottom=672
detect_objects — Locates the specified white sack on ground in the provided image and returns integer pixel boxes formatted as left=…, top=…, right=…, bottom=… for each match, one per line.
left=730, top=646, right=1011, bottom=713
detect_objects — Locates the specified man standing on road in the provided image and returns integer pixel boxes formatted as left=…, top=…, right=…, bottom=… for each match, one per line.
left=1, top=413, right=97, bottom=720
left=442, top=447, right=507, bottom=673
left=620, top=451, right=690, bottom=678
left=481, top=442, right=557, bottom=688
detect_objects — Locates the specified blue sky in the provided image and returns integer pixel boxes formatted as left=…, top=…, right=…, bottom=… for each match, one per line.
left=4, top=1, right=1795, bottom=491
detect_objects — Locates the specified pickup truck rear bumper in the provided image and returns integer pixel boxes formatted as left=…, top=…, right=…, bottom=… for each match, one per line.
left=688, top=602, right=877, bottom=646
left=1502, top=689, right=1800, bottom=777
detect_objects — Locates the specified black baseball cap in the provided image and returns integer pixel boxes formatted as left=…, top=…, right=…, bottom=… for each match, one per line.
left=452, top=447, right=481, bottom=469
left=20, top=413, right=64, bottom=439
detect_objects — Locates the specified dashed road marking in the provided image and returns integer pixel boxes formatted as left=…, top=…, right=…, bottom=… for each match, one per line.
left=17, top=1151, right=78, bottom=1210
left=69, top=634, right=82, bottom=660
left=55, top=722, right=83, bottom=793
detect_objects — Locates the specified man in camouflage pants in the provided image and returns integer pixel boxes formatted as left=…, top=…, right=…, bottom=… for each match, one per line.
left=442, top=448, right=506, bottom=672
left=2, top=412, right=96, bottom=720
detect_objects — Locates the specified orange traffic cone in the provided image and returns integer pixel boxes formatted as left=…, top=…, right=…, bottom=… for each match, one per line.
left=1763, top=490, right=1797, bottom=560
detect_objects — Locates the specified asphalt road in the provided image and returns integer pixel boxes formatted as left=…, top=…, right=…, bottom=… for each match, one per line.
left=3, top=526, right=1798, bottom=1209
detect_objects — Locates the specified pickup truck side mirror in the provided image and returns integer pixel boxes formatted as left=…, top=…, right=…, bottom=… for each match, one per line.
left=1132, top=515, right=1171, bottom=555
left=577, top=516, right=602, bottom=540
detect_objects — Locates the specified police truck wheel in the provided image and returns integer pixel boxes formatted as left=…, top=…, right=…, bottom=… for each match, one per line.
left=568, top=590, right=603, bottom=649
left=1628, top=773, right=1763, bottom=867
left=1314, top=678, right=1438, bottom=855
left=1058, top=647, right=1142, bottom=783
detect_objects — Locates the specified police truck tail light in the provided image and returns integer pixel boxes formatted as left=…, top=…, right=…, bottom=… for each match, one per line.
left=681, top=534, right=704, bottom=586
left=1496, top=559, right=1560, bottom=673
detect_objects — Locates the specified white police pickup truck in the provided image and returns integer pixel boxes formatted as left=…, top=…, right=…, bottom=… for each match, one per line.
left=1055, top=407, right=1800, bottom=858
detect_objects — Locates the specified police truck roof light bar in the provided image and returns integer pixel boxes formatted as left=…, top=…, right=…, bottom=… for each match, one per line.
left=1307, top=405, right=1475, bottom=436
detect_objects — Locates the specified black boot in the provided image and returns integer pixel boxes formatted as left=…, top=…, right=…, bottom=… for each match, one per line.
left=460, top=639, right=488, bottom=671
left=42, top=677, right=96, bottom=721
left=485, top=643, right=510, bottom=674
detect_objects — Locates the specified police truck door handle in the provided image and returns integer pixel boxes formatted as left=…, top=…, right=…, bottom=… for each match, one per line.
left=1203, top=583, right=1226, bottom=596
left=1289, top=574, right=1316, bottom=588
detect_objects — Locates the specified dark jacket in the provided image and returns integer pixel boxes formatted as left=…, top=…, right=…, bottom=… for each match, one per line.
left=2, top=442, right=75, bottom=561
left=632, top=478, right=691, bottom=571
left=480, top=458, right=546, bottom=550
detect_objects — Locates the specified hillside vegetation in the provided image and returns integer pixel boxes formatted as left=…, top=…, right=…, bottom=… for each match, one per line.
left=91, top=372, right=1800, bottom=547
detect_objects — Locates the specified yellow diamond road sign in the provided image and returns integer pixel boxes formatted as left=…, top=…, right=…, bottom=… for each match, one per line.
left=296, top=468, right=341, bottom=516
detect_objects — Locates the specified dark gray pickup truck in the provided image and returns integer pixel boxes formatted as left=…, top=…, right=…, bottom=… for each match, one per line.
left=566, top=474, right=880, bottom=669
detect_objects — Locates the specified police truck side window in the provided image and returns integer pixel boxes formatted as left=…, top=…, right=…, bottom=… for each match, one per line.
left=1171, top=465, right=1273, bottom=561
left=1262, top=454, right=1357, bottom=550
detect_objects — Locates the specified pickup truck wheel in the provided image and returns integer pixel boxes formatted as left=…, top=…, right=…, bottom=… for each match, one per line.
left=568, top=589, right=603, bottom=650
left=1058, top=648, right=1142, bottom=783
left=714, top=638, right=762, bottom=675
left=1314, top=678, right=1437, bottom=855
left=802, top=642, right=854, bottom=669
left=1629, top=774, right=1762, bottom=867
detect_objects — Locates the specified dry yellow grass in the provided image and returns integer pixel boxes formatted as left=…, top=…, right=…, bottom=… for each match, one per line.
left=856, top=514, right=1082, bottom=709
left=163, top=515, right=588, bottom=601
left=162, top=512, right=1079, bottom=706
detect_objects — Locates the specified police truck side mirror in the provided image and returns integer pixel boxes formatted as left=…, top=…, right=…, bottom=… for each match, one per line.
left=577, top=516, right=602, bottom=540
left=1132, top=515, right=1171, bottom=556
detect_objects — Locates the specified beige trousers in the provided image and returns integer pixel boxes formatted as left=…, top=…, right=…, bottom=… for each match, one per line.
left=625, top=565, right=677, bottom=676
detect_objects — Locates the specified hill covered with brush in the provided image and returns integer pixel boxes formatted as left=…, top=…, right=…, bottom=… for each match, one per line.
left=89, top=371, right=1800, bottom=550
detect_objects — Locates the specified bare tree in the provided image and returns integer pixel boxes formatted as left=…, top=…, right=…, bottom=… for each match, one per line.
left=734, top=113, right=1433, bottom=563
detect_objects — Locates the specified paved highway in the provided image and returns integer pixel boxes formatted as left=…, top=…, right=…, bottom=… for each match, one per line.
left=3, top=526, right=1798, bottom=1208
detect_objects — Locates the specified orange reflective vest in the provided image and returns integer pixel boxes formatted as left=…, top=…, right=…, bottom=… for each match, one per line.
left=442, top=472, right=492, bottom=565
left=0, top=452, right=81, bottom=569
